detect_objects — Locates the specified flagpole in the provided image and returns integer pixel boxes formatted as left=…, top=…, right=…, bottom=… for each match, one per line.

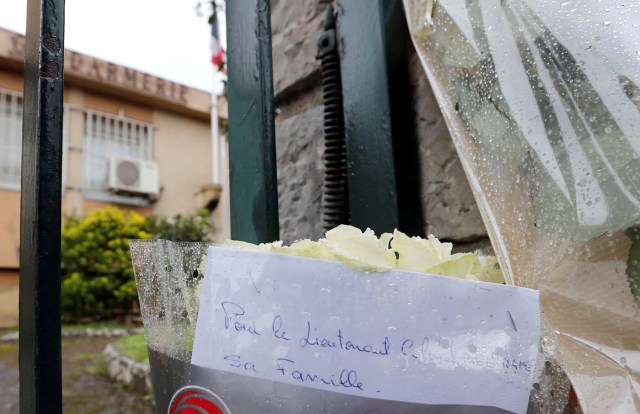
left=211, top=71, right=220, bottom=184
left=210, top=3, right=221, bottom=186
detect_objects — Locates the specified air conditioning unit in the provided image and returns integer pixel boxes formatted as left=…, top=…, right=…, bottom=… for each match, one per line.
left=108, top=156, right=160, bottom=198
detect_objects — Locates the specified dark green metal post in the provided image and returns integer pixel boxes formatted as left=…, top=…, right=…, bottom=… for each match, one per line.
left=337, top=0, right=401, bottom=234
left=226, top=0, right=280, bottom=243
left=19, top=0, right=65, bottom=412
left=382, top=0, right=424, bottom=236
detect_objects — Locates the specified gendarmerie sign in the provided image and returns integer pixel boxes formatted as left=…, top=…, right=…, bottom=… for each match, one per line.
left=4, top=30, right=190, bottom=105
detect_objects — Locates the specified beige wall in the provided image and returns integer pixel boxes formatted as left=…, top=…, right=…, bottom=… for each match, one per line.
left=0, top=68, right=21, bottom=92
left=0, top=270, right=18, bottom=327
left=82, top=199, right=153, bottom=216
left=0, top=190, right=20, bottom=269
left=152, top=108, right=213, bottom=216
left=83, top=92, right=154, bottom=123
left=0, top=190, right=75, bottom=269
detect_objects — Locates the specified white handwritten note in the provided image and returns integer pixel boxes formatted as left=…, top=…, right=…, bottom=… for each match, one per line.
left=192, top=246, right=540, bottom=414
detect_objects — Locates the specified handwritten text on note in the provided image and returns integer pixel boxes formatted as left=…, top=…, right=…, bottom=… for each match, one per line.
left=192, top=247, right=540, bottom=414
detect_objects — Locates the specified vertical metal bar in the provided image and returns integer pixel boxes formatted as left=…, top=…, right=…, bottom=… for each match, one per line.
left=106, top=113, right=113, bottom=159
left=135, top=124, right=141, bottom=158
left=226, top=0, right=279, bottom=243
left=19, top=0, right=65, bottom=412
left=17, top=95, right=24, bottom=181
left=337, top=0, right=400, bottom=234
left=127, top=121, right=132, bottom=157
left=118, top=119, right=129, bottom=158
left=0, top=93, right=7, bottom=176
left=85, top=111, right=93, bottom=189
left=5, top=92, right=10, bottom=166
left=10, top=95, right=18, bottom=178
left=382, top=0, right=425, bottom=235
left=7, top=94, right=11, bottom=177
left=140, top=123, right=144, bottom=159
left=139, top=123, right=144, bottom=159
left=18, top=96, right=25, bottom=181
left=119, top=116, right=125, bottom=156
left=4, top=94, right=8, bottom=177
left=100, top=116, right=105, bottom=182
left=123, top=120, right=129, bottom=158
left=132, top=123, right=136, bottom=159
left=114, top=117, right=120, bottom=156
left=129, top=122, right=135, bottom=158
left=61, top=105, right=69, bottom=190
left=141, top=124, right=146, bottom=159
left=147, top=125, right=154, bottom=160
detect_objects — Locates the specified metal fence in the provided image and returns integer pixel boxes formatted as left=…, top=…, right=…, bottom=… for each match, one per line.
left=19, top=0, right=405, bottom=412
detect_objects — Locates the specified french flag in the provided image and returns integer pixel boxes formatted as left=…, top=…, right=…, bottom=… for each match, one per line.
left=211, top=18, right=225, bottom=71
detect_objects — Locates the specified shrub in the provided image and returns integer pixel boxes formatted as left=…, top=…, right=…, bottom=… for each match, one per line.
left=147, top=208, right=215, bottom=243
left=61, top=207, right=151, bottom=322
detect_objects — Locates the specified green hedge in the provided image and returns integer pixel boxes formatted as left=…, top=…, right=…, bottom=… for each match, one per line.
left=147, top=209, right=214, bottom=243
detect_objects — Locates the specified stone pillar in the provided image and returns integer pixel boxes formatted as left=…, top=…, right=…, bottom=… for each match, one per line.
left=271, top=0, right=328, bottom=244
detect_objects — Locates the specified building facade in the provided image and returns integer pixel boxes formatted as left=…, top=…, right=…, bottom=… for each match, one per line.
left=0, top=27, right=229, bottom=326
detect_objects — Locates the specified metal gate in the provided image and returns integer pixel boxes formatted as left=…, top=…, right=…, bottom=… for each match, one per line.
left=19, top=0, right=409, bottom=411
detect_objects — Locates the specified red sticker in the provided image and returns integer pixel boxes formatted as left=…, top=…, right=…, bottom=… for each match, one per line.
left=169, top=386, right=231, bottom=414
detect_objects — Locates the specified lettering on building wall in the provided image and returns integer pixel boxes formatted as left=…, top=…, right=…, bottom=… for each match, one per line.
left=10, top=35, right=24, bottom=57
left=7, top=33, right=188, bottom=104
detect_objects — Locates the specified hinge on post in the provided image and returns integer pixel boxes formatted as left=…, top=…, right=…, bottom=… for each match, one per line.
left=317, top=6, right=350, bottom=231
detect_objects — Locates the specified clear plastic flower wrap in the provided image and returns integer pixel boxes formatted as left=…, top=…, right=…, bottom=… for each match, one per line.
left=131, top=228, right=540, bottom=413
left=402, top=0, right=640, bottom=412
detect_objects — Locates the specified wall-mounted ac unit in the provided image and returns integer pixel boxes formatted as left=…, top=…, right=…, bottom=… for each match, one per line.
left=108, top=156, right=160, bottom=198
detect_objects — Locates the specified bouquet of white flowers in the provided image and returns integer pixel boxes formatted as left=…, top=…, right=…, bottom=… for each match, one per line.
left=226, top=224, right=504, bottom=283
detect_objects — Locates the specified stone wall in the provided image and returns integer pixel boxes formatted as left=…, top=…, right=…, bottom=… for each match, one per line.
left=407, top=48, right=487, bottom=244
left=271, top=1, right=490, bottom=250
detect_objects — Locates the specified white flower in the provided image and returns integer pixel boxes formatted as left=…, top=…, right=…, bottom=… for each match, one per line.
left=224, top=225, right=504, bottom=284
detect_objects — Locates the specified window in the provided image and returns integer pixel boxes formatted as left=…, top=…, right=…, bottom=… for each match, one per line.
left=0, top=89, right=23, bottom=189
left=83, top=111, right=153, bottom=194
